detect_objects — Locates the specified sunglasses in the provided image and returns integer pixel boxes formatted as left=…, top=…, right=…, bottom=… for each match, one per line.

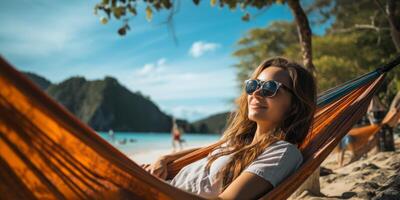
left=244, top=79, right=292, bottom=97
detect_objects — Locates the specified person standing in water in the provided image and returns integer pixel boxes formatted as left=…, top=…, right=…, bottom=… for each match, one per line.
left=171, top=118, right=183, bottom=152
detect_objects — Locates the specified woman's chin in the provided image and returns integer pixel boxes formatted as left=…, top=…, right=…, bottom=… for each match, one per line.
left=248, top=111, right=267, bottom=122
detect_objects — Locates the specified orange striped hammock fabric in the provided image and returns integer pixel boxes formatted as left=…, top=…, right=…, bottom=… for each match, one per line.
left=0, top=56, right=397, bottom=200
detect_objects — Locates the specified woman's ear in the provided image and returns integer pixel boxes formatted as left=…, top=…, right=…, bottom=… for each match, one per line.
left=287, top=102, right=295, bottom=111
left=285, top=102, right=297, bottom=116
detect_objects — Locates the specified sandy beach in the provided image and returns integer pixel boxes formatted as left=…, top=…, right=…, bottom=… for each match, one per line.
left=292, top=136, right=400, bottom=200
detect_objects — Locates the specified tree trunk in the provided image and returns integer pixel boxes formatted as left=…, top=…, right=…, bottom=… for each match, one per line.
left=287, top=0, right=316, bottom=75
left=379, top=90, right=400, bottom=152
left=378, top=125, right=395, bottom=151
left=386, top=0, right=400, bottom=52
left=371, top=90, right=400, bottom=152
left=286, top=1, right=319, bottom=196
left=378, top=0, right=400, bottom=151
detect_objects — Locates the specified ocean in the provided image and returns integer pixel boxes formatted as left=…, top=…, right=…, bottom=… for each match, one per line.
left=97, top=132, right=221, bottom=163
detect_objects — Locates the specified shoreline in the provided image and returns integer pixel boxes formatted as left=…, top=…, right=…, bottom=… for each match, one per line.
left=129, top=142, right=217, bottom=164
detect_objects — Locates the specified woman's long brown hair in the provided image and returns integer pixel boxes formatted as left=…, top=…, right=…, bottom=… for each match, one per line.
left=205, top=57, right=317, bottom=191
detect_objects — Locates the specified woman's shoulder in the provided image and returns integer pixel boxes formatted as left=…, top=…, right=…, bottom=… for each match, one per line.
left=258, top=140, right=303, bottom=164
left=245, top=140, right=303, bottom=187
left=266, top=140, right=301, bottom=151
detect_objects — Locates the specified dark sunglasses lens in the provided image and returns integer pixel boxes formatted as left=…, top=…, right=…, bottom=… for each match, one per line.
left=245, top=80, right=259, bottom=94
left=260, top=81, right=278, bottom=97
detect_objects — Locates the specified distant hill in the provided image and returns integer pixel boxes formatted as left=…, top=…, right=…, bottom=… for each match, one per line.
left=23, top=71, right=233, bottom=133
left=24, top=72, right=52, bottom=90
left=191, top=112, right=232, bottom=134
left=24, top=72, right=173, bottom=132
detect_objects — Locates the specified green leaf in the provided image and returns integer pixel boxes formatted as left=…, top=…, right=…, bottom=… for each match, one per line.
left=164, top=0, right=172, bottom=9
left=118, top=27, right=127, bottom=36
left=154, top=2, right=162, bottom=10
left=242, top=13, right=250, bottom=21
left=276, top=0, right=285, bottom=4
left=100, top=16, right=108, bottom=24
left=113, top=6, right=125, bottom=19
left=128, top=4, right=137, bottom=15
left=228, top=1, right=237, bottom=10
left=145, top=6, right=153, bottom=22
left=210, top=0, right=216, bottom=7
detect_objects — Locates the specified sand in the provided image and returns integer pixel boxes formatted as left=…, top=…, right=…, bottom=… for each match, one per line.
left=293, top=136, right=400, bottom=200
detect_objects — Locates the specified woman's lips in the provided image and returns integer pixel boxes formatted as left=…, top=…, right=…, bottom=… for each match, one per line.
left=249, top=104, right=267, bottom=110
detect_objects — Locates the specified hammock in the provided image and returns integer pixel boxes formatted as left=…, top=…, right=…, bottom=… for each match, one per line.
left=0, top=55, right=399, bottom=200
left=339, top=90, right=400, bottom=159
left=349, top=92, right=400, bottom=142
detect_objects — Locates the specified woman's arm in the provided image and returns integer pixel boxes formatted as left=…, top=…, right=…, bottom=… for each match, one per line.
left=162, top=147, right=201, bottom=162
left=216, top=172, right=273, bottom=200
left=142, top=147, right=201, bottom=179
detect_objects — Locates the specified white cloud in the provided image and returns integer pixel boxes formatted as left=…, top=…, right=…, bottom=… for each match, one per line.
left=136, top=58, right=167, bottom=76
left=157, top=58, right=166, bottom=66
left=125, top=57, right=238, bottom=103
left=188, top=41, right=220, bottom=58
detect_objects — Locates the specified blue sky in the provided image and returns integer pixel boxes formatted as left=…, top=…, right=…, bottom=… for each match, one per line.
left=0, top=0, right=332, bottom=122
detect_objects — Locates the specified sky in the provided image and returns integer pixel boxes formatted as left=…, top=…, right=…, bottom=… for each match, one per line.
left=0, top=0, right=332, bottom=122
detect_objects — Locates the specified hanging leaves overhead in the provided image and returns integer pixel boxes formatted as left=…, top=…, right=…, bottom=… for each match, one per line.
left=93, top=0, right=288, bottom=36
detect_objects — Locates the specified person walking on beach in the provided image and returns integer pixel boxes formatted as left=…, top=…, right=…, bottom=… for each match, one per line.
left=142, top=57, right=317, bottom=199
left=171, top=118, right=184, bottom=152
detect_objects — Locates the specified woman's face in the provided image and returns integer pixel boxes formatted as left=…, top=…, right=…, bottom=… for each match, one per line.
left=247, top=66, right=293, bottom=127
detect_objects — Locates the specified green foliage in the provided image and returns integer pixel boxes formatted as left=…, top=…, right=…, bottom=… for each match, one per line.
left=313, top=55, right=363, bottom=93
left=233, top=0, right=400, bottom=105
left=232, top=21, right=299, bottom=84
left=94, top=0, right=288, bottom=35
left=311, top=31, right=399, bottom=93
left=312, top=0, right=400, bottom=103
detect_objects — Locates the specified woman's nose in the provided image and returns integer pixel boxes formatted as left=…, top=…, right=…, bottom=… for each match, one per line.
left=252, top=87, right=263, bottom=97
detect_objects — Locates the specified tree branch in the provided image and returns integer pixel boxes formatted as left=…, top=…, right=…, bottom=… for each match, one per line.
left=374, top=0, right=391, bottom=23
left=330, top=24, right=391, bottom=46
left=331, top=24, right=390, bottom=33
left=158, top=0, right=180, bottom=45
left=374, top=0, right=400, bottom=52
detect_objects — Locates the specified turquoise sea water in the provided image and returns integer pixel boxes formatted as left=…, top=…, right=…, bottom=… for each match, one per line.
left=97, top=132, right=221, bottom=156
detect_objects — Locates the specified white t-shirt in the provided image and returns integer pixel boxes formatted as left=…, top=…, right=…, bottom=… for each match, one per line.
left=169, top=140, right=303, bottom=198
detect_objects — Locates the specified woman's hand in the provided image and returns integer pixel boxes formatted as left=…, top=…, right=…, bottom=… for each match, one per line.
left=140, top=156, right=170, bottom=180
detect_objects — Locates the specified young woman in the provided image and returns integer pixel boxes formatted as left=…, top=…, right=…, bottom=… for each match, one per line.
left=142, top=57, right=317, bottom=199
